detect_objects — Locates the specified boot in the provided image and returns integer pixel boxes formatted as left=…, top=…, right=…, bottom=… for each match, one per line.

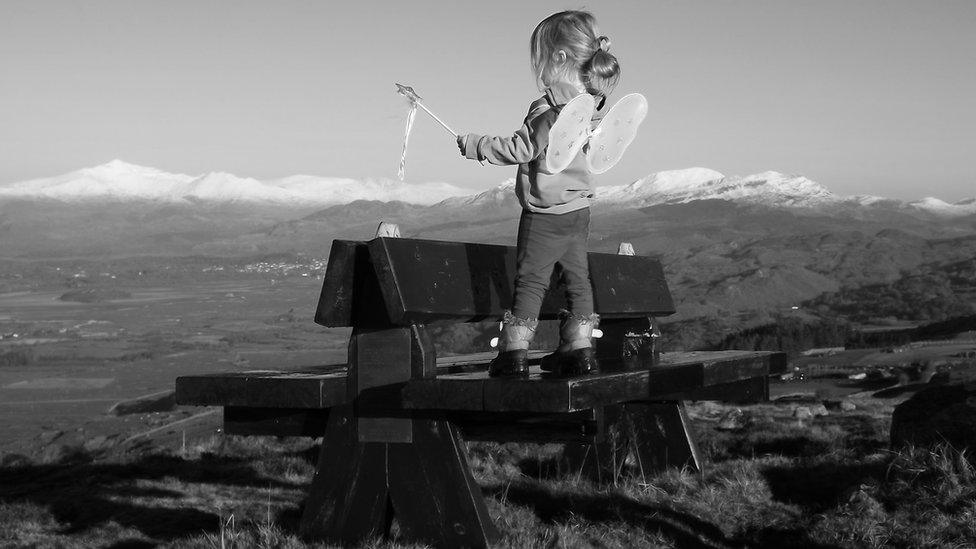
left=540, top=311, right=600, bottom=377
left=488, top=311, right=538, bottom=378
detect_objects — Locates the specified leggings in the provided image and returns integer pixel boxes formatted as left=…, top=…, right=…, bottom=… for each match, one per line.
left=511, top=208, right=593, bottom=320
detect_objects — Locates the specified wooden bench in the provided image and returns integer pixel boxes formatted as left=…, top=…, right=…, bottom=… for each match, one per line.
left=176, top=235, right=787, bottom=547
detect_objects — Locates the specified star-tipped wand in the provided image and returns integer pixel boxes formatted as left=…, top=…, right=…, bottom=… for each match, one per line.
left=395, top=82, right=457, bottom=137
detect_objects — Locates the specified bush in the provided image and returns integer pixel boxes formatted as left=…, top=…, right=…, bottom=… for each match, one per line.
left=0, top=348, right=33, bottom=367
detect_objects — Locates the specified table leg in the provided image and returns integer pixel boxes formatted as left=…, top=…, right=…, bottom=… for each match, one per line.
left=563, top=401, right=702, bottom=482
left=300, top=405, right=391, bottom=543
left=300, top=409, right=499, bottom=548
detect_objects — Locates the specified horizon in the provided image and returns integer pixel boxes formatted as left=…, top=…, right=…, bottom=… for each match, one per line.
left=4, top=158, right=974, bottom=208
left=2, top=1, right=975, bottom=202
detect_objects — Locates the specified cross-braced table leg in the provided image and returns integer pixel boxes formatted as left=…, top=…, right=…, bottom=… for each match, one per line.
left=300, top=406, right=500, bottom=548
left=563, top=401, right=702, bottom=482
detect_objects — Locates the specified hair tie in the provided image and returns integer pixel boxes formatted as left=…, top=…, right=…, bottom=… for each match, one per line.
left=596, top=36, right=611, bottom=51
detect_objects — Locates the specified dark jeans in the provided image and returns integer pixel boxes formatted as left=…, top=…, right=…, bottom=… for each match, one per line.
left=512, top=208, right=593, bottom=319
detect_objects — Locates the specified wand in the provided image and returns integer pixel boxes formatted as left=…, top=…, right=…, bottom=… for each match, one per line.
left=395, top=83, right=458, bottom=137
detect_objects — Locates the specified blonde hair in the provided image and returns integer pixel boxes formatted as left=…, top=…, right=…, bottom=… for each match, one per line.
left=530, top=10, right=620, bottom=98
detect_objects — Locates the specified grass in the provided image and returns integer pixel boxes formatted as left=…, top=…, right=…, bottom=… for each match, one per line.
left=2, top=401, right=975, bottom=548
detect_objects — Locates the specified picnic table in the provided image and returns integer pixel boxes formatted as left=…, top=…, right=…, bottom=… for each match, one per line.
left=176, top=233, right=786, bottom=547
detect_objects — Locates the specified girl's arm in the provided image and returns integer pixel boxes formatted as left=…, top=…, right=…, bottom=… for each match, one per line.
left=459, top=101, right=553, bottom=166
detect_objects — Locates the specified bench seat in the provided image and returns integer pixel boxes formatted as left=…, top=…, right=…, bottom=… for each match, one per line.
left=175, top=349, right=786, bottom=413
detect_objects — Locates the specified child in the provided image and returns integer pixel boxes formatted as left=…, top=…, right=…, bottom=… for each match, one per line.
left=457, top=10, right=620, bottom=377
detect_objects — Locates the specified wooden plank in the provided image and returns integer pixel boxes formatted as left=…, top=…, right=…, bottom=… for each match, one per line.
left=386, top=420, right=500, bottom=547
left=451, top=410, right=600, bottom=442
left=656, top=377, right=769, bottom=403
left=396, top=370, right=486, bottom=412
left=176, top=349, right=508, bottom=409
left=175, top=368, right=347, bottom=408
left=224, top=407, right=330, bottom=437
left=406, top=351, right=784, bottom=413
left=347, top=327, right=412, bottom=398
left=436, top=350, right=548, bottom=374
left=314, top=240, right=392, bottom=328
left=222, top=407, right=599, bottom=442
left=358, top=418, right=413, bottom=443
left=299, top=405, right=392, bottom=544
left=179, top=351, right=785, bottom=413
left=368, top=237, right=675, bottom=325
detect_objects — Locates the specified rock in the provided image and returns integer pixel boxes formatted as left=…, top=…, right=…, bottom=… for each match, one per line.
left=793, top=407, right=814, bottom=420
left=716, top=408, right=748, bottom=431
left=810, top=404, right=830, bottom=417
left=84, top=435, right=110, bottom=452
left=40, top=443, right=88, bottom=464
left=891, top=382, right=976, bottom=449
left=38, top=429, right=63, bottom=444
left=825, top=399, right=857, bottom=411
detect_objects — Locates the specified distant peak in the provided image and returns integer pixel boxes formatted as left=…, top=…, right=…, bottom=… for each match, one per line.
left=629, top=167, right=726, bottom=191
left=913, top=197, right=949, bottom=206
left=102, top=159, right=145, bottom=169
left=597, top=167, right=837, bottom=209
left=84, top=159, right=162, bottom=175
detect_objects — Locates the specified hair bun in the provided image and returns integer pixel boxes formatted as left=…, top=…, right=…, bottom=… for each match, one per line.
left=596, top=36, right=611, bottom=51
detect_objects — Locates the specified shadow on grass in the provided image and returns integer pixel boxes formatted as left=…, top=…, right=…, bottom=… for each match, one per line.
left=0, top=452, right=302, bottom=541
left=485, top=482, right=835, bottom=549
left=762, top=458, right=887, bottom=512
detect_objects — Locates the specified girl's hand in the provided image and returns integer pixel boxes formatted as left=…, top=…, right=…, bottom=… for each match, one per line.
left=456, top=133, right=466, bottom=155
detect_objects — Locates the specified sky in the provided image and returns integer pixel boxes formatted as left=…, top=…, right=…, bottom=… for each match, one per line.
left=1, top=0, right=974, bottom=201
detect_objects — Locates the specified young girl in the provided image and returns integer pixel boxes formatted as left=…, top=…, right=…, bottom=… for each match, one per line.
left=457, top=10, right=620, bottom=377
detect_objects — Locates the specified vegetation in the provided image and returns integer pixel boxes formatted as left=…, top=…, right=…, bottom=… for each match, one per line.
left=805, top=259, right=976, bottom=323
left=0, top=348, right=33, bottom=368
left=698, top=312, right=976, bottom=355
left=3, top=400, right=975, bottom=547
left=844, top=314, right=976, bottom=349
left=710, top=317, right=853, bottom=354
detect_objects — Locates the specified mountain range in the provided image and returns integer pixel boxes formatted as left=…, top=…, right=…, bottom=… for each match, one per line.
left=1, top=160, right=974, bottom=336
left=1, top=160, right=974, bottom=216
left=0, top=160, right=471, bottom=206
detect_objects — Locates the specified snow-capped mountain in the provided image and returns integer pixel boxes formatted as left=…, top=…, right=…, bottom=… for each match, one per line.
left=596, top=168, right=837, bottom=208
left=908, top=197, right=976, bottom=217
left=440, top=167, right=974, bottom=217
left=0, top=160, right=471, bottom=206
left=432, top=178, right=517, bottom=209
left=2, top=161, right=973, bottom=217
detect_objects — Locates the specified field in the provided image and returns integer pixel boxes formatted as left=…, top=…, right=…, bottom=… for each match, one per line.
left=2, top=269, right=976, bottom=547
left=0, top=271, right=348, bottom=459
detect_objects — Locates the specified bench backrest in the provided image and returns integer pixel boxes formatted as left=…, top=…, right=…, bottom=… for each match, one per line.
left=315, top=237, right=674, bottom=328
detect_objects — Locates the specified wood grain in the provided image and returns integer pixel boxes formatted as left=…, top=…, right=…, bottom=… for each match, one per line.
left=177, top=350, right=786, bottom=413
left=368, top=236, right=676, bottom=325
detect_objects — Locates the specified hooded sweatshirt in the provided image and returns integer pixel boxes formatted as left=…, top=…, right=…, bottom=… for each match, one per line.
left=460, top=82, right=607, bottom=215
